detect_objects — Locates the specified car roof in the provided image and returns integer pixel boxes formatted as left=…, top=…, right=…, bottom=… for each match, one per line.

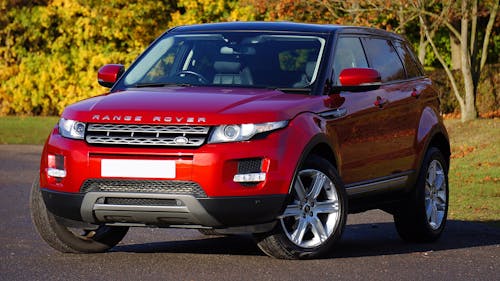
left=169, top=21, right=404, bottom=40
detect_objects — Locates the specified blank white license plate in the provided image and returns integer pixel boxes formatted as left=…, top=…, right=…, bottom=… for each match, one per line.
left=101, top=159, right=176, bottom=179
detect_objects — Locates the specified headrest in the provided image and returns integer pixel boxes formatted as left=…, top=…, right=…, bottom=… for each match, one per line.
left=214, top=61, right=241, bottom=73
left=306, top=61, right=316, bottom=77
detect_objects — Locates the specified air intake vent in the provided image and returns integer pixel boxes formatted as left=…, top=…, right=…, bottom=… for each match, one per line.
left=80, top=179, right=207, bottom=198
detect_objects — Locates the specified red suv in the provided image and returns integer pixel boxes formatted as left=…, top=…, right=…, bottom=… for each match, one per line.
left=31, top=22, right=450, bottom=259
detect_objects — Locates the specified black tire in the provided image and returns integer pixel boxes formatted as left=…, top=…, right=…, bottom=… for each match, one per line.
left=254, top=155, right=347, bottom=259
left=30, top=178, right=129, bottom=253
left=394, top=147, right=449, bottom=242
left=197, top=229, right=221, bottom=236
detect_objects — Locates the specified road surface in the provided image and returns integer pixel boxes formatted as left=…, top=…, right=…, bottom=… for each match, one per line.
left=0, top=145, right=498, bottom=280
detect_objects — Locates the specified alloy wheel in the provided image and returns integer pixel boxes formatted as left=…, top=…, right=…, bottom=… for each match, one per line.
left=279, top=169, right=341, bottom=248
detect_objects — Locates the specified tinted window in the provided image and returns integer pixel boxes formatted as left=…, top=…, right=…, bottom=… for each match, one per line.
left=394, top=41, right=422, bottom=78
left=333, top=37, right=368, bottom=84
left=363, top=38, right=405, bottom=82
left=120, top=33, right=326, bottom=90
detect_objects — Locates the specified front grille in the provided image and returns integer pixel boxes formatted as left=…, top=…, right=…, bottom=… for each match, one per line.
left=80, top=179, right=207, bottom=198
left=85, top=123, right=210, bottom=147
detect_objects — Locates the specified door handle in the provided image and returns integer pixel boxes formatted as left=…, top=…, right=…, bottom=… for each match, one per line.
left=319, top=107, right=347, bottom=119
left=411, top=88, right=420, bottom=98
left=374, top=96, right=388, bottom=108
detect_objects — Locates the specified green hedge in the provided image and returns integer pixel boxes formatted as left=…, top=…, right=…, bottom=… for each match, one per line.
left=427, top=64, right=500, bottom=115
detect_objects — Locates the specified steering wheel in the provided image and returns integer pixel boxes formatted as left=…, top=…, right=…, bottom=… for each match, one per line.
left=174, top=70, right=209, bottom=84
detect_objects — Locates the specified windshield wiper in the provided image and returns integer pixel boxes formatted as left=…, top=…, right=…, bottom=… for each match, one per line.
left=133, top=82, right=192, bottom=88
left=269, top=87, right=311, bottom=93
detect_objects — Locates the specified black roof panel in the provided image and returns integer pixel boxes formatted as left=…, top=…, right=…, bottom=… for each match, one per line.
left=169, top=22, right=404, bottom=40
left=170, top=21, right=340, bottom=34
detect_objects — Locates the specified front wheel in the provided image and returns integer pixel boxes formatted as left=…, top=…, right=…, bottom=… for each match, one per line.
left=394, top=147, right=449, bottom=242
left=255, top=155, right=347, bottom=259
left=30, top=178, right=129, bottom=253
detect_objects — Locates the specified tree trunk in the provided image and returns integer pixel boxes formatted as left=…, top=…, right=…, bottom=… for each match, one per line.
left=460, top=0, right=477, bottom=122
left=450, top=34, right=461, bottom=70
left=420, top=14, right=465, bottom=117
left=418, top=25, right=427, bottom=64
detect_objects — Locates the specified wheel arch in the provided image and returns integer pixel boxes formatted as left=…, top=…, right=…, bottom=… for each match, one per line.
left=287, top=133, right=339, bottom=194
left=415, top=106, right=451, bottom=174
left=427, top=132, right=451, bottom=170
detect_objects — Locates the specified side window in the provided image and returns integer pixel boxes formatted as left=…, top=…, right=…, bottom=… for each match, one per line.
left=333, top=37, right=368, bottom=84
left=405, top=42, right=425, bottom=75
left=393, top=40, right=422, bottom=78
left=363, top=38, right=405, bottom=82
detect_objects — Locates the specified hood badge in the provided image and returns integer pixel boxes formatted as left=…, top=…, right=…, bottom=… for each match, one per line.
left=92, top=115, right=206, bottom=123
left=173, top=136, right=189, bottom=145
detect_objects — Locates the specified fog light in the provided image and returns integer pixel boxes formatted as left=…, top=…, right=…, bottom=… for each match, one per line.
left=47, top=154, right=66, bottom=178
left=47, top=168, right=67, bottom=178
left=233, top=172, right=266, bottom=183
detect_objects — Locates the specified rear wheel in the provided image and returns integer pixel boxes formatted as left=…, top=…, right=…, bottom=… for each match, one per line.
left=255, top=155, right=347, bottom=259
left=394, top=147, right=449, bottom=242
left=30, top=179, right=129, bottom=253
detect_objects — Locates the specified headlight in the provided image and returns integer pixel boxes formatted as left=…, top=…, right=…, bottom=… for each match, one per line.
left=58, top=118, right=86, bottom=140
left=208, top=121, right=288, bottom=143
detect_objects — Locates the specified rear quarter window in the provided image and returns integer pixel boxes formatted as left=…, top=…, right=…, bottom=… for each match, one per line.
left=393, top=41, right=423, bottom=78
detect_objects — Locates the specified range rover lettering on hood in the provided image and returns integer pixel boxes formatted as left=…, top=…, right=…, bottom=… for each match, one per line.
left=91, top=115, right=207, bottom=123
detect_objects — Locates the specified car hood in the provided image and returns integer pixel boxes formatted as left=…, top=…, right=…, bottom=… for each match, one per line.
left=62, top=86, right=323, bottom=125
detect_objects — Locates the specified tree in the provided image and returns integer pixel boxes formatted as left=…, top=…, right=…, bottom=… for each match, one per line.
left=0, top=0, right=177, bottom=115
left=416, top=0, right=499, bottom=122
left=169, top=0, right=238, bottom=26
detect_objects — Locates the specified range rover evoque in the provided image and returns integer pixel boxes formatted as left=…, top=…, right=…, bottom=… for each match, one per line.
left=31, top=22, right=450, bottom=259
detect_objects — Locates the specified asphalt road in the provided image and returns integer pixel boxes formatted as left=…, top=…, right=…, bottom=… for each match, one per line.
left=0, top=145, right=498, bottom=281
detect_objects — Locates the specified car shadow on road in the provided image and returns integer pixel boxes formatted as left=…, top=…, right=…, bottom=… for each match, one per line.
left=112, top=220, right=499, bottom=258
left=114, top=233, right=264, bottom=256
left=328, top=219, right=500, bottom=258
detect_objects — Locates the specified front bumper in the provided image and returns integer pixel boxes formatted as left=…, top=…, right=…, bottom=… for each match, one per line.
left=42, top=188, right=287, bottom=228
left=38, top=114, right=322, bottom=229
left=40, top=122, right=305, bottom=197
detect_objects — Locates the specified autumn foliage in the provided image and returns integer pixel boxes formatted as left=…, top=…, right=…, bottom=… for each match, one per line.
left=0, top=0, right=498, bottom=116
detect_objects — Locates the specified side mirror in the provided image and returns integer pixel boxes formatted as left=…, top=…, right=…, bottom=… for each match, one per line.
left=331, top=68, right=381, bottom=93
left=339, top=68, right=381, bottom=86
left=97, top=64, right=125, bottom=88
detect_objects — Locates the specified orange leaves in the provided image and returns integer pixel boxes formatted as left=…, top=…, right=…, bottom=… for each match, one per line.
left=451, top=145, right=476, bottom=159
left=479, top=176, right=500, bottom=184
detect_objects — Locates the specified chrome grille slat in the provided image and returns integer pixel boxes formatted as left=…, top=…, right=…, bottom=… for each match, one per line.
left=86, top=123, right=210, bottom=147
left=88, top=124, right=209, bottom=134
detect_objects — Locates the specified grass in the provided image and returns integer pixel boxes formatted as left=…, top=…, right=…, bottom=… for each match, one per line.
left=445, top=118, right=500, bottom=227
left=0, top=116, right=498, bottom=226
left=0, top=116, right=59, bottom=144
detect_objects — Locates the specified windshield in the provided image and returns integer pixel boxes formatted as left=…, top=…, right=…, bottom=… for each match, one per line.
left=120, top=32, right=326, bottom=90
